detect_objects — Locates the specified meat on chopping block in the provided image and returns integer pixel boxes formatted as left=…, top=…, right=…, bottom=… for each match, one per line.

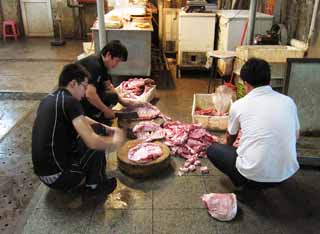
left=128, top=142, right=163, bottom=163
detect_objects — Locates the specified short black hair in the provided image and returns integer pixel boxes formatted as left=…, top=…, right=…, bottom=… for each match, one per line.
left=58, top=63, right=91, bottom=87
left=240, top=58, right=271, bottom=87
left=100, top=40, right=128, bottom=61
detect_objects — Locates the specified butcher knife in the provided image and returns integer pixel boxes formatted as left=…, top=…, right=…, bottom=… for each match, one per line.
left=114, top=110, right=139, bottom=120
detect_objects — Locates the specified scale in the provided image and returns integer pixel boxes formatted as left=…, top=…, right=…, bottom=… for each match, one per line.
left=185, top=0, right=217, bottom=13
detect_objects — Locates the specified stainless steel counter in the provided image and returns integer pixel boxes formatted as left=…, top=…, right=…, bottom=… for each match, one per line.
left=91, top=21, right=153, bottom=76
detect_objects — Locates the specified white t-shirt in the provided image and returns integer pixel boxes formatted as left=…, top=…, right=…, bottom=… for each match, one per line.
left=228, top=86, right=300, bottom=182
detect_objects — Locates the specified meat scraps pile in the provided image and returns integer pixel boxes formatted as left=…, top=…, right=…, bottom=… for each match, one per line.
left=128, top=103, right=219, bottom=174
left=194, top=107, right=228, bottom=116
left=118, top=78, right=154, bottom=99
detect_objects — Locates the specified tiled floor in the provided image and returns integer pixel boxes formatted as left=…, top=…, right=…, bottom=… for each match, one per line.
left=0, top=38, right=319, bottom=234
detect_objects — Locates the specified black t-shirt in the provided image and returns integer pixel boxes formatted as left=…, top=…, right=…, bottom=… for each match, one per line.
left=77, top=54, right=112, bottom=94
left=32, top=89, right=84, bottom=176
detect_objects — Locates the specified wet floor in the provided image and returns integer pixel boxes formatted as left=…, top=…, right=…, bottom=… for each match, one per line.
left=0, top=38, right=319, bottom=234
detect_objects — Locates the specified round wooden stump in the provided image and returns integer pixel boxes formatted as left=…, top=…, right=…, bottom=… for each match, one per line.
left=117, top=140, right=171, bottom=178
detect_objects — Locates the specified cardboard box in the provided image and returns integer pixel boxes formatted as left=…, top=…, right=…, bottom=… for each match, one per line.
left=192, top=93, right=231, bottom=131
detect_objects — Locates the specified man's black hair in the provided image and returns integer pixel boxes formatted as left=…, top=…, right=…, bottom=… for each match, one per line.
left=240, top=58, right=271, bottom=87
left=100, top=40, right=128, bottom=61
left=58, top=63, right=91, bottom=87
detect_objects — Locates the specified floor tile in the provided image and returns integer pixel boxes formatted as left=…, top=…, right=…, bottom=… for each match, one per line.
left=22, top=208, right=92, bottom=234
left=153, top=176, right=207, bottom=209
left=88, top=209, right=152, bottom=234
left=95, top=178, right=153, bottom=210
left=153, top=209, right=218, bottom=234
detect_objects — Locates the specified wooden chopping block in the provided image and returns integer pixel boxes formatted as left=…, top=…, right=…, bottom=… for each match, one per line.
left=117, top=139, right=171, bottom=178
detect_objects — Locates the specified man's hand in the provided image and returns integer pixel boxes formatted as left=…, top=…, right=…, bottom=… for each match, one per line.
left=104, top=80, right=116, bottom=92
left=144, top=78, right=155, bottom=86
left=103, top=107, right=115, bottom=119
left=111, top=127, right=125, bottom=147
left=218, top=134, right=227, bottom=144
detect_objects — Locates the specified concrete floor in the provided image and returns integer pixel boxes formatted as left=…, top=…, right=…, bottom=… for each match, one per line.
left=0, top=38, right=320, bottom=234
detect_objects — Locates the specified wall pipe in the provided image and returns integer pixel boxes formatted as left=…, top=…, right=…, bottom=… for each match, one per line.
left=97, top=0, right=106, bottom=51
left=247, top=0, right=257, bottom=45
left=308, top=0, right=320, bottom=45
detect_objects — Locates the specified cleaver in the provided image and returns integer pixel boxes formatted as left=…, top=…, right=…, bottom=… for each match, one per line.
left=114, top=110, right=139, bottom=120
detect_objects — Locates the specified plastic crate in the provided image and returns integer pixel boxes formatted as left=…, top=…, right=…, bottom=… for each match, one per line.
left=113, top=84, right=156, bottom=111
left=192, top=93, right=231, bottom=131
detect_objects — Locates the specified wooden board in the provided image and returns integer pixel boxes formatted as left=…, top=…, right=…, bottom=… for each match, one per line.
left=117, top=140, right=171, bottom=178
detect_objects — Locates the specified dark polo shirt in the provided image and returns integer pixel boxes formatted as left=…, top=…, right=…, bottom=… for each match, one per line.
left=32, top=89, right=83, bottom=176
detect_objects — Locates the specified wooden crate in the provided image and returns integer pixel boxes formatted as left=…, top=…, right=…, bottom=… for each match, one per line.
left=236, top=45, right=305, bottom=63
left=192, top=94, right=231, bottom=131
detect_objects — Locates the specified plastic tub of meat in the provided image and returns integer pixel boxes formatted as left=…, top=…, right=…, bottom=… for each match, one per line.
left=192, top=93, right=232, bottom=131
left=116, top=85, right=156, bottom=103
left=113, top=79, right=156, bottom=111
left=117, top=139, right=171, bottom=178
left=115, top=78, right=156, bottom=103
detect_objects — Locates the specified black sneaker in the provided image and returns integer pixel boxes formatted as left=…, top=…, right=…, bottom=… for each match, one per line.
left=86, top=177, right=117, bottom=195
left=234, top=186, right=262, bottom=203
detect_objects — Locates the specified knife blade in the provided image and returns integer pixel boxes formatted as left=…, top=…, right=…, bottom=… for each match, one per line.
left=114, top=111, right=139, bottom=120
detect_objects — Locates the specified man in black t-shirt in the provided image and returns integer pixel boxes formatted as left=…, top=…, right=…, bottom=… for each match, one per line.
left=32, top=63, right=124, bottom=193
left=77, top=40, right=154, bottom=124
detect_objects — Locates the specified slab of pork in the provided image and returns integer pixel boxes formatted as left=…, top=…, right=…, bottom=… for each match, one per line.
left=128, top=143, right=163, bottom=163
left=202, top=193, right=237, bottom=221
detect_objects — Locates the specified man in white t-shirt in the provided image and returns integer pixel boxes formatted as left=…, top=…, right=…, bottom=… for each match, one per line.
left=207, top=58, right=300, bottom=197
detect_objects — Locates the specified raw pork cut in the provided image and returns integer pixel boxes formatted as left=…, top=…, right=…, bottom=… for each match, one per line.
left=118, top=78, right=153, bottom=99
left=128, top=143, right=163, bottom=163
left=131, top=103, right=160, bottom=120
left=202, top=193, right=237, bottom=221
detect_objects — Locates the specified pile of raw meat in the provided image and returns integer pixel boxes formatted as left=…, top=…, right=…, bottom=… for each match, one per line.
left=131, top=103, right=161, bottom=120
left=118, top=78, right=154, bottom=99
left=194, top=107, right=228, bottom=116
left=130, top=103, right=219, bottom=174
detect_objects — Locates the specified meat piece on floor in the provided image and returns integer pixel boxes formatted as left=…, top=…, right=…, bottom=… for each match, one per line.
left=202, top=193, right=237, bottom=221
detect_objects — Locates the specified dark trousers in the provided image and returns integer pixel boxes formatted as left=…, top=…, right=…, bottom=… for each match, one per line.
left=47, top=124, right=107, bottom=192
left=82, top=91, right=118, bottom=126
left=206, top=143, right=280, bottom=189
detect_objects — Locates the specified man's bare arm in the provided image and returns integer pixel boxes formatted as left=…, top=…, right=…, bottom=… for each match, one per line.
left=118, top=95, right=144, bottom=108
left=73, top=115, right=124, bottom=150
left=226, top=131, right=238, bottom=146
left=85, top=84, right=115, bottom=119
